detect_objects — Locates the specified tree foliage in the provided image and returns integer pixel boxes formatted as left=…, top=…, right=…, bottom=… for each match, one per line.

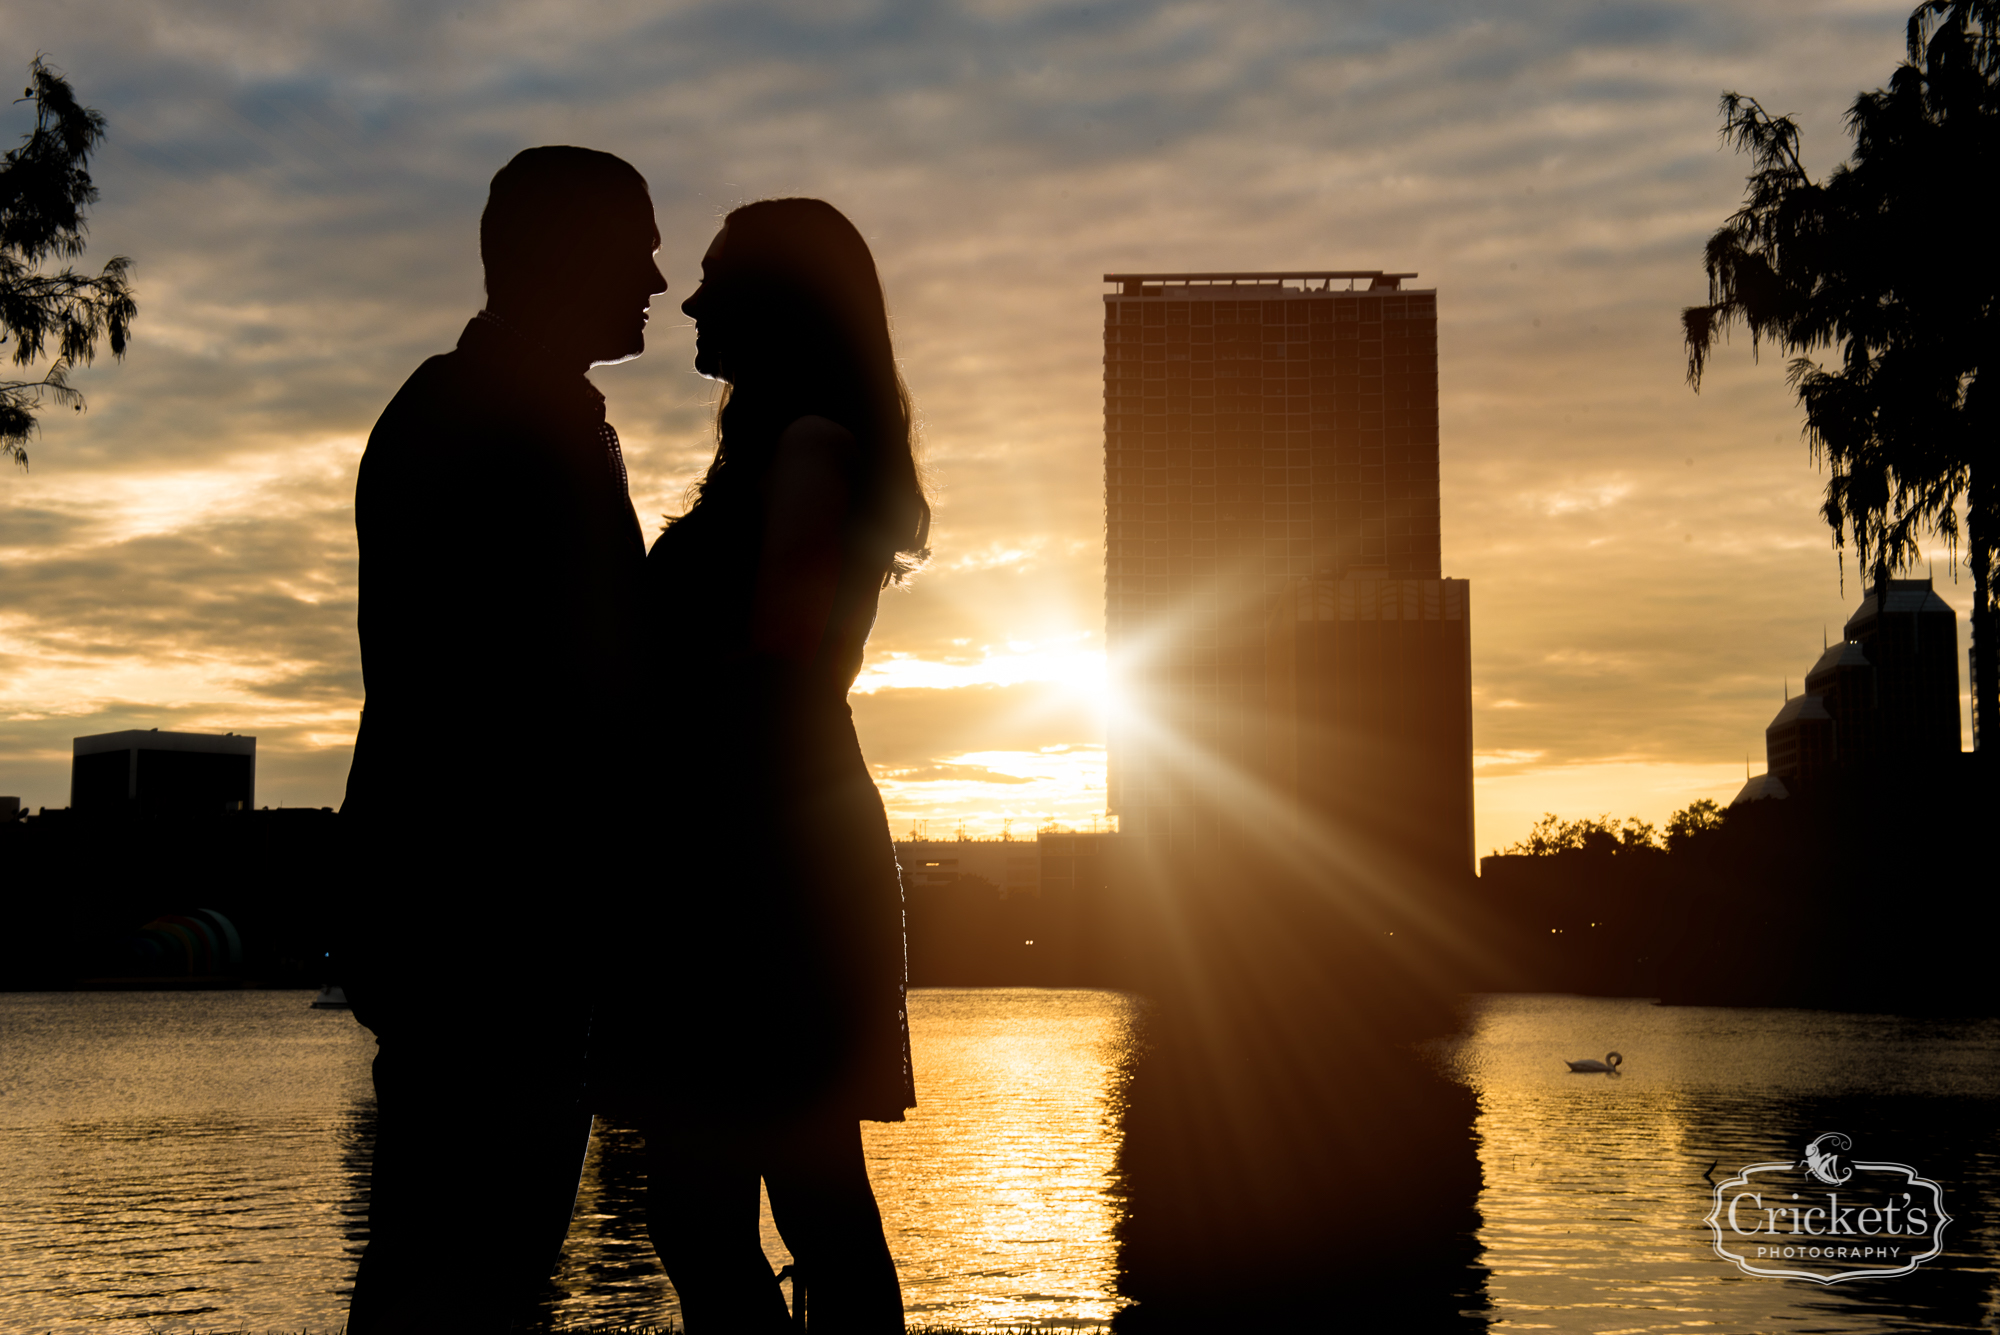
left=1504, top=813, right=1660, bottom=857
left=1, top=56, right=136, bottom=469
left=1663, top=797, right=1728, bottom=854
left=1683, top=0, right=1998, bottom=745
left=1503, top=801, right=1732, bottom=857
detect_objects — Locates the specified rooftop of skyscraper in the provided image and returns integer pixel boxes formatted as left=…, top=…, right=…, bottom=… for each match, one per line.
left=1103, top=270, right=1425, bottom=295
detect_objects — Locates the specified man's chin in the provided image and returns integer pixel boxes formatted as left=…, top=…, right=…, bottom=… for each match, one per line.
left=590, top=339, right=648, bottom=369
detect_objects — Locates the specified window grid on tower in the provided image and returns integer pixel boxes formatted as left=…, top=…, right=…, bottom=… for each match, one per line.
left=1103, top=274, right=1441, bottom=849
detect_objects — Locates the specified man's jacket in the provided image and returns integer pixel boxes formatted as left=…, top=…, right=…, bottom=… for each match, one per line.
left=343, top=314, right=647, bottom=871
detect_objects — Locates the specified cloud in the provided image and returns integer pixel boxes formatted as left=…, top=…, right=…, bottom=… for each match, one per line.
left=1532, top=481, right=1635, bottom=516
left=877, top=762, right=1039, bottom=785
left=0, top=0, right=1946, bottom=854
left=872, top=744, right=1110, bottom=837
left=853, top=682, right=1100, bottom=770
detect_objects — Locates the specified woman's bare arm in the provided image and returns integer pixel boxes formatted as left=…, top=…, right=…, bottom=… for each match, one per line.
left=750, top=414, right=856, bottom=665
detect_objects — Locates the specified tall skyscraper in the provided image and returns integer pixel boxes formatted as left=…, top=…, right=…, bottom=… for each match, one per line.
left=1102, top=271, right=1471, bottom=867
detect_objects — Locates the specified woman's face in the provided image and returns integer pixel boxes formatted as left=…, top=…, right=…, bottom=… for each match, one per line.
left=681, top=226, right=730, bottom=380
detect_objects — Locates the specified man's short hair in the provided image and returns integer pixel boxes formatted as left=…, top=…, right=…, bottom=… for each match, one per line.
left=480, top=146, right=652, bottom=301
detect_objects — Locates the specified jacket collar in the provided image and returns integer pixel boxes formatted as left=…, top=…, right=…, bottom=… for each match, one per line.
left=459, top=311, right=606, bottom=411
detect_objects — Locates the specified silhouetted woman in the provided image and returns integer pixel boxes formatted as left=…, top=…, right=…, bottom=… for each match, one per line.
left=617, top=199, right=927, bottom=1333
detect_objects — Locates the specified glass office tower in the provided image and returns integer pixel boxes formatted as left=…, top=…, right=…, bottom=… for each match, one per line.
left=1102, top=272, right=1470, bottom=869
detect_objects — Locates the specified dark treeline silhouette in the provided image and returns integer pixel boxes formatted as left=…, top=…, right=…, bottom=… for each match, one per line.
left=1477, top=762, right=1993, bottom=1011
left=1478, top=806, right=1702, bottom=998
left=14, top=766, right=1988, bottom=1017
left=1, top=805, right=340, bottom=990
left=1650, top=762, right=1993, bottom=1011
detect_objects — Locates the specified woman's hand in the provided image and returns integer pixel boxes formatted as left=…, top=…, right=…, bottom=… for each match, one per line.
left=750, top=415, right=856, bottom=667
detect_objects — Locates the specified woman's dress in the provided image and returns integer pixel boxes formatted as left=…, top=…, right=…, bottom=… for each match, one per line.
left=600, top=465, right=915, bottom=1124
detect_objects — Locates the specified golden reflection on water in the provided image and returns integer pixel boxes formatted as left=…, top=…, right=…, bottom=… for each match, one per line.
left=3, top=988, right=1142, bottom=1332
left=866, top=988, right=1144, bottom=1329
left=19, top=988, right=1991, bottom=1333
left=555, top=986, right=1145, bottom=1330
left=0, top=991, right=375, bottom=1332
left=1447, top=995, right=2000, bottom=1335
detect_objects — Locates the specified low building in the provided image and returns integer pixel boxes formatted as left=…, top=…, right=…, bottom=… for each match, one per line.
left=72, top=730, right=256, bottom=817
left=894, top=837, right=1042, bottom=898
left=892, top=831, right=1133, bottom=986
left=1035, top=831, right=1119, bottom=909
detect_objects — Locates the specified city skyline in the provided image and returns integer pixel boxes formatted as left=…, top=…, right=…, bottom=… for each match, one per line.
left=0, top=0, right=1977, bottom=858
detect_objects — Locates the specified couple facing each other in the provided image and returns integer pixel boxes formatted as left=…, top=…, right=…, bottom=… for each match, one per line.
left=339, top=146, right=927, bottom=1334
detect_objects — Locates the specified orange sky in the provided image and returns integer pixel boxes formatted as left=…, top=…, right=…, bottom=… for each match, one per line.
left=0, top=0, right=1971, bottom=857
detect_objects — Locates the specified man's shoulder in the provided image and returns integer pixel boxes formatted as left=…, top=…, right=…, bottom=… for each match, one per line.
left=371, top=344, right=492, bottom=440
left=364, top=334, right=543, bottom=466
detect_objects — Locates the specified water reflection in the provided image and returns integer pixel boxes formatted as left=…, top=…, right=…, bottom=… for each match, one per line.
left=335, top=1087, right=375, bottom=1309
left=8, top=989, right=1993, bottom=1333
left=1448, top=995, right=2000, bottom=1334
left=544, top=988, right=1145, bottom=1330
left=2, top=988, right=1144, bottom=1332
left=549, top=1116, right=679, bottom=1320
left=866, top=989, right=1143, bottom=1329
left=0, top=990, right=377, bottom=1332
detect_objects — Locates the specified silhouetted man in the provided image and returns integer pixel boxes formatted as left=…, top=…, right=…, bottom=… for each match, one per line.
left=340, top=147, right=663, bottom=1334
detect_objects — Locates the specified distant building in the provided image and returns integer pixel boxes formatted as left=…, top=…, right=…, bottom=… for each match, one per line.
left=72, top=730, right=256, bottom=816
left=1034, top=830, right=1128, bottom=981
left=1731, top=773, right=1790, bottom=804
left=1743, top=578, right=1960, bottom=802
left=895, top=831, right=1130, bottom=986
left=1266, top=575, right=1473, bottom=871
left=1101, top=270, right=1471, bottom=867
left=894, top=837, right=1042, bottom=898
left=1034, top=830, right=1119, bottom=907
left=1844, top=578, right=1963, bottom=762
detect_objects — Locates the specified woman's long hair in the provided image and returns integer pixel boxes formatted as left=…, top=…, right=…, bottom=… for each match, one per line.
left=679, top=198, right=930, bottom=582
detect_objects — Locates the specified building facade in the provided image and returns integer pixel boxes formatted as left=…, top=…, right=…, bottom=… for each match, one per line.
left=71, top=729, right=256, bottom=816
left=894, top=837, right=1042, bottom=898
left=1101, top=271, right=1469, bottom=866
left=892, top=832, right=1129, bottom=985
left=1266, top=575, right=1472, bottom=871
left=1748, top=577, right=1961, bottom=798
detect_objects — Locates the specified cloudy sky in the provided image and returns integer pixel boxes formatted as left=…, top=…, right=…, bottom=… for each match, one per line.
left=0, top=0, right=1968, bottom=856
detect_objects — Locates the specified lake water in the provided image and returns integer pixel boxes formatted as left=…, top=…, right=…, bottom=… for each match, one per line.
left=2, top=989, right=1995, bottom=1332
left=558, top=987, right=1144, bottom=1331
left=0, top=988, right=1144, bottom=1332
left=1447, top=994, right=2000, bottom=1333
